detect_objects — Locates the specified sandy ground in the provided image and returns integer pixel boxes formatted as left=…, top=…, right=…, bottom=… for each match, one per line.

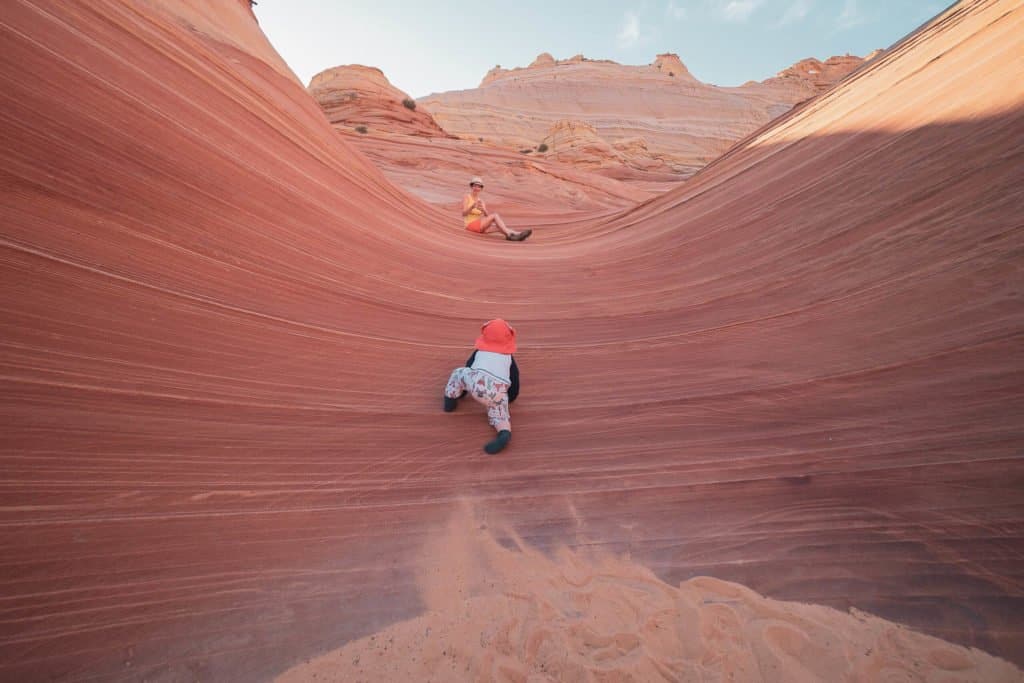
left=277, top=504, right=1023, bottom=683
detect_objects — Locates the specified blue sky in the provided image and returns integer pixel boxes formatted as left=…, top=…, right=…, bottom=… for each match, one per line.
left=254, top=1, right=950, bottom=97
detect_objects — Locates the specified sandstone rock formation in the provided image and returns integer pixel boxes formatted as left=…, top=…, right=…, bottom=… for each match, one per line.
left=758, top=54, right=868, bottom=93
left=311, top=51, right=866, bottom=191
left=538, top=119, right=619, bottom=168
left=309, top=66, right=655, bottom=214
left=421, top=51, right=866, bottom=178
left=482, top=52, right=620, bottom=86
left=1, top=1, right=1022, bottom=681
left=309, top=64, right=452, bottom=138
left=651, top=52, right=695, bottom=80
left=341, top=128, right=653, bottom=218
left=534, top=119, right=675, bottom=176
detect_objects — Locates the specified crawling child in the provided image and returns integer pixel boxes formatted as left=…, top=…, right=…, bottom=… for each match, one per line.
left=443, top=319, right=520, bottom=454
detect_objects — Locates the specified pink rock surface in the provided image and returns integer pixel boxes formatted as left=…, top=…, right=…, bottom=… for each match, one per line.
left=308, top=67, right=654, bottom=216
left=332, top=129, right=653, bottom=221
left=420, top=51, right=865, bottom=178
left=308, top=65, right=452, bottom=139
left=0, top=1, right=1022, bottom=681
left=764, top=54, right=871, bottom=91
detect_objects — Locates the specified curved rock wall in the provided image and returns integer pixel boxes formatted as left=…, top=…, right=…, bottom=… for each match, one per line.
left=0, top=1, right=1021, bottom=680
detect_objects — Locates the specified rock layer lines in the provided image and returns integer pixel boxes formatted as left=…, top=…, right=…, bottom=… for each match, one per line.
left=0, top=0, right=1022, bottom=681
left=421, top=52, right=865, bottom=178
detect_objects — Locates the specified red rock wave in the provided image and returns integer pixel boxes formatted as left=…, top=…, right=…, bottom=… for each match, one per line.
left=0, top=0, right=1022, bottom=681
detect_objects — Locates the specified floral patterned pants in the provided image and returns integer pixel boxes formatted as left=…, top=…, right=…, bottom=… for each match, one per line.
left=445, top=367, right=511, bottom=430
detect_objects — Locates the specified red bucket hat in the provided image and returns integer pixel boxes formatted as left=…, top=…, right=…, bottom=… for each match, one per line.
left=474, top=319, right=516, bottom=354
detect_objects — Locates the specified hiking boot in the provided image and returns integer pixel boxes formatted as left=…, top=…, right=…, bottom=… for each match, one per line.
left=506, top=229, right=532, bottom=242
left=443, top=396, right=458, bottom=412
left=484, top=430, right=512, bottom=454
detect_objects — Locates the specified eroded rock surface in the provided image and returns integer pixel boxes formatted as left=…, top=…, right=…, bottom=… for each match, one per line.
left=309, top=64, right=452, bottom=138
left=420, top=51, right=866, bottom=178
left=0, top=2, right=1021, bottom=682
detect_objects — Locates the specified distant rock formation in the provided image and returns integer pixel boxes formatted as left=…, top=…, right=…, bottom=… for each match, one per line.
left=762, top=54, right=868, bottom=92
left=536, top=120, right=673, bottom=173
left=538, top=119, right=621, bottom=168
left=308, top=65, right=452, bottom=138
left=307, top=65, right=652, bottom=210
left=529, top=52, right=555, bottom=68
left=481, top=53, right=621, bottom=87
left=651, top=52, right=695, bottom=81
left=419, top=52, right=866, bottom=179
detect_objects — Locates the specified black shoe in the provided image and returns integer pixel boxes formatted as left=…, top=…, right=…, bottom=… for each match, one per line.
left=484, top=430, right=511, bottom=454
left=506, top=229, right=532, bottom=242
left=443, top=396, right=458, bottom=412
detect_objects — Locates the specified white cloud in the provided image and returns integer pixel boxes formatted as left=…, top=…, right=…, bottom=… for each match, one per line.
left=721, top=0, right=762, bottom=22
left=666, top=1, right=687, bottom=20
left=617, top=11, right=641, bottom=47
left=836, top=0, right=867, bottom=30
left=776, top=0, right=813, bottom=26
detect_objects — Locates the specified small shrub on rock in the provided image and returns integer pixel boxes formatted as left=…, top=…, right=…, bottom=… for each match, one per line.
left=355, top=125, right=368, bottom=134
left=402, top=97, right=416, bottom=110
left=537, top=143, right=549, bottom=153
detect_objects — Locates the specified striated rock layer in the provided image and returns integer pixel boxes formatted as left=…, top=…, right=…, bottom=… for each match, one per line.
left=306, top=52, right=866, bottom=206
left=308, top=66, right=655, bottom=216
left=757, top=54, right=869, bottom=91
left=332, top=130, right=654, bottom=222
left=308, top=64, right=452, bottom=138
left=0, top=1, right=1022, bottom=682
left=420, top=51, right=867, bottom=178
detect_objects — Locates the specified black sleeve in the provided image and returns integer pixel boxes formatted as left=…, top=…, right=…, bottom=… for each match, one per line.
left=508, top=356, right=520, bottom=403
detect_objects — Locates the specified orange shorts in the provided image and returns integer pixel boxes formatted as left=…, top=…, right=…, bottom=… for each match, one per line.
left=466, top=218, right=483, bottom=233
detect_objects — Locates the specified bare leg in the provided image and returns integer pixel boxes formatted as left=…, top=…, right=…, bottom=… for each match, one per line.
left=491, top=213, right=512, bottom=233
left=480, top=214, right=520, bottom=238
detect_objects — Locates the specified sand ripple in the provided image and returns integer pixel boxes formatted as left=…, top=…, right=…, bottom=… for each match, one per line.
left=278, top=507, right=1022, bottom=682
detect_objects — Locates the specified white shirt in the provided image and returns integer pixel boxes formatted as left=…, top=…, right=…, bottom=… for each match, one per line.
left=471, top=350, right=512, bottom=383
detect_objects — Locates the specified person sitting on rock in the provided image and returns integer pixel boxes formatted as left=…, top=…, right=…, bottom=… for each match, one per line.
left=462, top=177, right=531, bottom=241
left=443, top=318, right=521, bottom=454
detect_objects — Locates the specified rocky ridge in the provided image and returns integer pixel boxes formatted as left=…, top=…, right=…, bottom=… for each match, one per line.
left=418, top=51, right=868, bottom=178
left=308, top=65, right=452, bottom=138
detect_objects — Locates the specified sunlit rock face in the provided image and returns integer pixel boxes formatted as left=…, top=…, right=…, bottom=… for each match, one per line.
left=419, top=51, right=865, bottom=179
left=308, top=64, right=453, bottom=138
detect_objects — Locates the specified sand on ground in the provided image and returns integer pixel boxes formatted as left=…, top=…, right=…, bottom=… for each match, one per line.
left=277, top=503, right=1023, bottom=683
